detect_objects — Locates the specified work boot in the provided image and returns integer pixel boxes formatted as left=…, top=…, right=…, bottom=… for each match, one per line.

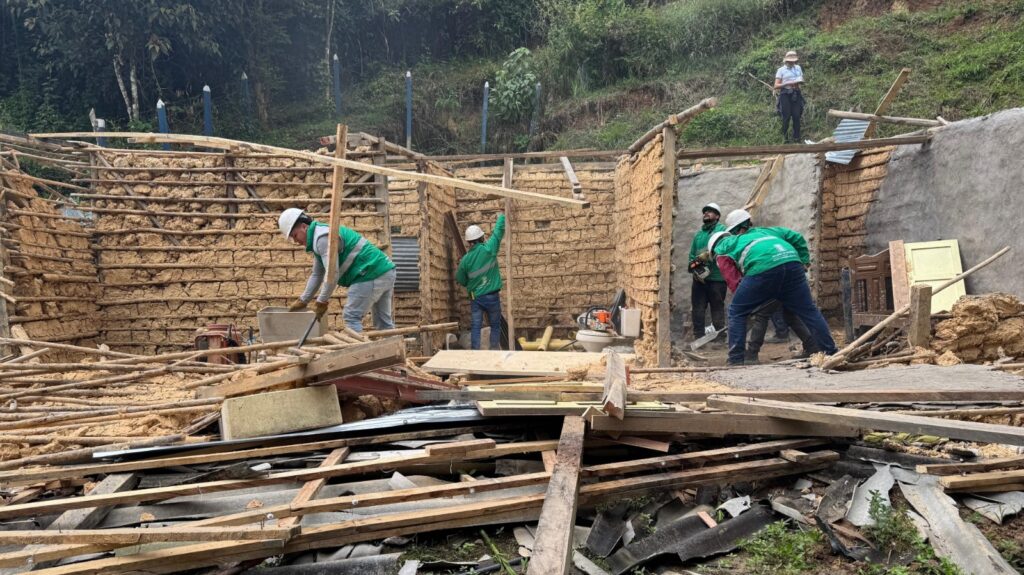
left=744, top=350, right=760, bottom=365
left=764, top=333, right=790, bottom=344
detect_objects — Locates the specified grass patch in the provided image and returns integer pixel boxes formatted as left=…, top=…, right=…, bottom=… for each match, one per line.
left=741, top=520, right=823, bottom=575
left=857, top=492, right=962, bottom=575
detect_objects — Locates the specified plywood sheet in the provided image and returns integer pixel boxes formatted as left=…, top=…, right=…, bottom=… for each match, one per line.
left=423, top=350, right=631, bottom=376
left=904, top=240, right=965, bottom=312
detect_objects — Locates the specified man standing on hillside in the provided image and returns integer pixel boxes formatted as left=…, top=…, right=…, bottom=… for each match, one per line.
left=279, top=208, right=396, bottom=332
left=457, top=213, right=506, bottom=350
left=775, top=50, right=805, bottom=143
left=710, top=209, right=836, bottom=365
left=688, top=203, right=727, bottom=342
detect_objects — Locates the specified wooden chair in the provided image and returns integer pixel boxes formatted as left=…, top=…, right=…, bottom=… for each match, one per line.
left=850, top=249, right=896, bottom=328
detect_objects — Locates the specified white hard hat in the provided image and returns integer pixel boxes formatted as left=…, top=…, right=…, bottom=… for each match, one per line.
left=702, top=202, right=721, bottom=216
left=708, top=231, right=730, bottom=255
left=465, top=225, right=485, bottom=242
left=278, top=208, right=304, bottom=239
left=724, top=208, right=752, bottom=233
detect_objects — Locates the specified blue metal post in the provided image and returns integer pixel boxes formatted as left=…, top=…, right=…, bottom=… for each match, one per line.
left=96, top=119, right=107, bottom=148
left=405, top=70, right=412, bottom=150
left=481, top=81, right=490, bottom=154
left=240, top=72, right=251, bottom=125
left=332, top=54, right=342, bottom=119
left=202, top=85, right=213, bottom=136
left=156, top=99, right=170, bottom=151
left=528, top=82, right=542, bottom=141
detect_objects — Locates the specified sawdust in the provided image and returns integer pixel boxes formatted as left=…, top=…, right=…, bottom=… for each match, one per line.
left=932, top=293, right=1024, bottom=362
left=629, top=373, right=732, bottom=393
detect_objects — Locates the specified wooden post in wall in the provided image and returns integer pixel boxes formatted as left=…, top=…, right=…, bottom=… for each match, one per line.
left=0, top=193, right=11, bottom=357
left=375, top=137, right=392, bottom=254
left=908, top=284, right=932, bottom=349
left=503, top=158, right=516, bottom=351
left=657, top=126, right=676, bottom=367
left=325, top=124, right=349, bottom=311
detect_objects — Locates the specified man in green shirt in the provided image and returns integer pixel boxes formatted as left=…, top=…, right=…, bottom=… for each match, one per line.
left=457, top=213, right=505, bottom=350
left=710, top=209, right=836, bottom=365
left=688, top=202, right=727, bottom=341
left=278, top=208, right=396, bottom=332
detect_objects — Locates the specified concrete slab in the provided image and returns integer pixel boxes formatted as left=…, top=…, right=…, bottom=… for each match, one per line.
left=220, top=385, right=343, bottom=441
left=706, top=363, right=1024, bottom=392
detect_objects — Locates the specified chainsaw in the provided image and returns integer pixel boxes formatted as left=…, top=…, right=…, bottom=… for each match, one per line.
left=689, top=252, right=711, bottom=283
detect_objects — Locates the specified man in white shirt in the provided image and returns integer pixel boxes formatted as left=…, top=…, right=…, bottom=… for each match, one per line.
left=774, top=50, right=805, bottom=143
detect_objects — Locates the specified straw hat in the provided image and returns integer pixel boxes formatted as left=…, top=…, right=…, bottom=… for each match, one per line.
left=784, top=51, right=799, bottom=63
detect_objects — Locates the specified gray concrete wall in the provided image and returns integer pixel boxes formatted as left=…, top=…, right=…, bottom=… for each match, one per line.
left=672, top=166, right=758, bottom=339
left=864, top=109, right=1024, bottom=297
left=757, top=154, right=820, bottom=253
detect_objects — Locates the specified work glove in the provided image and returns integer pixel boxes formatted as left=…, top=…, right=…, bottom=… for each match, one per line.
left=288, top=298, right=308, bottom=312
left=312, top=300, right=330, bottom=319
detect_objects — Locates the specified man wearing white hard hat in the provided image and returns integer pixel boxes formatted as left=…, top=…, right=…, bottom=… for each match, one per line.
left=456, top=213, right=506, bottom=350
left=774, top=50, right=805, bottom=143
left=687, top=202, right=727, bottom=343
left=709, top=208, right=836, bottom=365
left=278, top=208, right=396, bottom=332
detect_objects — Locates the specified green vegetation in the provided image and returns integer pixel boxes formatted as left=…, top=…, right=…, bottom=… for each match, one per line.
left=3, top=0, right=1024, bottom=154
left=741, top=520, right=823, bottom=575
left=857, top=492, right=962, bottom=575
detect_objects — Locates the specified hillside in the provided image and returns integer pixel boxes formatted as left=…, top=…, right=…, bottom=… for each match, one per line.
left=295, top=0, right=1024, bottom=154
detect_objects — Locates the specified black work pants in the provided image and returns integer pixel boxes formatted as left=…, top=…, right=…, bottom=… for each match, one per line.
left=746, top=300, right=819, bottom=358
left=691, top=280, right=727, bottom=338
left=779, top=90, right=804, bottom=143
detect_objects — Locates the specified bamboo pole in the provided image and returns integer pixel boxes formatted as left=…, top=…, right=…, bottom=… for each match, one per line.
left=821, top=246, right=1011, bottom=370
left=0, top=434, right=185, bottom=470
left=827, top=110, right=942, bottom=127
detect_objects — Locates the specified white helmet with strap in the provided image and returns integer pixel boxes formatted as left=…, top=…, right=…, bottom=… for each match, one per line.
left=278, top=208, right=305, bottom=239
left=465, top=225, right=485, bottom=242
left=702, top=202, right=721, bottom=216
left=708, top=231, right=731, bottom=255
left=724, top=208, right=752, bottom=233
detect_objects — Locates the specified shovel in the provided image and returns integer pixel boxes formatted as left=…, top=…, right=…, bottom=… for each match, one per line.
left=690, top=327, right=726, bottom=351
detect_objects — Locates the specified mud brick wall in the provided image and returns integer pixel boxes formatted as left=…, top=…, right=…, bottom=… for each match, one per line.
left=614, top=133, right=670, bottom=365
left=0, top=176, right=100, bottom=357
left=88, top=150, right=387, bottom=354
left=419, top=162, right=459, bottom=350
left=452, top=162, right=617, bottom=340
left=817, top=148, right=893, bottom=315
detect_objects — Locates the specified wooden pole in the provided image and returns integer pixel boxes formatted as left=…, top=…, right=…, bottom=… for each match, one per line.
left=864, top=67, right=912, bottom=139
left=908, top=284, right=933, bottom=348
left=628, top=98, right=717, bottom=154
left=828, top=110, right=940, bottom=128
left=324, top=124, right=349, bottom=329
left=657, top=126, right=676, bottom=367
left=503, top=158, right=515, bottom=351
left=821, top=246, right=1010, bottom=369
left=30, top=132, right=589, bottom=208
left=676, top=134, right=931, bottom=159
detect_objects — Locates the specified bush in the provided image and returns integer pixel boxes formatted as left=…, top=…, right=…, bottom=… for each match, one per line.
left=491, top=48, right=537, bottom=124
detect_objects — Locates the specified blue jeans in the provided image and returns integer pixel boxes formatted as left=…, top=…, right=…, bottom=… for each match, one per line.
left=728, top=261, right=837, bottom=365
left=471, top=292, right=502, bottom=350
left=343, top=269, right=396, bottom=332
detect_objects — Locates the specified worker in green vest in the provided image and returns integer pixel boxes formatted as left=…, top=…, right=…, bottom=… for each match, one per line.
left=278, top=208, right=396, bottom=332
left=457, top=213, right=506, bottom=350
left=709, top=209, right=836, bottom=365
left=688, top=202, right=727, bottom=343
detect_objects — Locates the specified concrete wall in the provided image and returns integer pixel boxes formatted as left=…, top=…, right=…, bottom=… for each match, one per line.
left=864, top=109, right=1024, bottom=298
left=672, top=166, right=758, bottom=339
left=758, top=154, right=820, bottom=253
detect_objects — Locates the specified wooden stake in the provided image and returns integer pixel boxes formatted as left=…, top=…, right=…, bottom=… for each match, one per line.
left=908, top=284, right=933, bottom=348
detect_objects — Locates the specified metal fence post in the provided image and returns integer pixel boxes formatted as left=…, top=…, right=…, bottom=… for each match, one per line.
left=405, top=70, right=413, bottom=150
left=332, top=54, right=342, bottom=119
left=481, top=81, right=490, bottom=153
left=156, top=99, right=170, bottom=151
left=202, top=85, right=213, bottom=136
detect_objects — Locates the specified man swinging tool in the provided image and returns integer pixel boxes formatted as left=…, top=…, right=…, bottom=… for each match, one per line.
left=279, top=208, right=396, bottom=332
left=457, top=213, right=506, bottom=350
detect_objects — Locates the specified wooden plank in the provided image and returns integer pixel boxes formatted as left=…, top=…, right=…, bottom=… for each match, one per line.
left=421, top=388, right=1024, bottom=403
left=589, top=411, right=859, bottom=437
left=477, top=400, right=669, bottom=417
left=277, top=447, right=349, bottom=529
left=606, top=436, right=672, bottom=453
left=27, top=540, right=285, bottom=575
left=0, top=440, right=560, bottom=520
left=708, top=395, right=1024, bottom=446
left=908, top=284, right=933, bottom=348
left=601, top=351, right=627, bottom=420
left=917, top=455, right=1024, bottom=476
left=889, top=240, right=910, bottom=310
left=0, top=526, right=294, bottom=545
left=425, top=438, right=497, bottom=456
left=676, top=134, right=931, bottom=159
left=863, top=67, right=912, bottom=139
left=324, top=124, right=349, bottom=301
left=828, top=110, right=940, bottom=128
left=939, top=469, right=1024, bottom=492
left=527, top=416, right=586, bottom=575
left=423, top=350, right=630, bottom=376
left=32, top=132, right=590, bottom=208
left=657, top=126, right=675, bottom=368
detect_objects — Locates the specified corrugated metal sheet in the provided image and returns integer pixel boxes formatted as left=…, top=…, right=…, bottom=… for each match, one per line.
left=392, top=236, right=420, bottom=292
left=825, top=118, right=870, bottom=165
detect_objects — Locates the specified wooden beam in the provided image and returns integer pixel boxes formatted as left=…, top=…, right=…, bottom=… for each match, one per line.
left=676, top=134, right=931, bottom=159
left=657, top=126, right=676, bottom=367
left=527, top=416, right=586, bottom=575
left=559, top=156, right=582, bottom=197
left=864, top=67, right=912, bottom=139
left=25, top=539, right=285, bottom=575
left=583, top=438, right=825, bottom=477
left=908, top=284, right=933, bottom=348
left=31, top=132, right=589, bottom=208
left=916, top=455, right=1024, bottom=476
left=589, top=411, right=859, bottom=437
left=504, top=158, right=516, bottom=349
left=324, top=124, right=349, bottom=313
left=938, top=469, right=1024, bottom=492
left=628, top=98, right=716, bottom=154
left=0, top=526, right=295, bottom=545
left=890, top=239, right=910, bottom=309
left=828, top=110, right=940, bottom=128
left=602, top=351, right=627, bottom=420
left=708, top=395, right=1024, bottom=446
left=277, top=447, right=349, bottom=529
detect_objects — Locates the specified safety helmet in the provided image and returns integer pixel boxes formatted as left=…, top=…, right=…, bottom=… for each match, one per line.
left=724, top=208, right=752, bottom=233
left=278, top=208, right=304, bottom=239
left=465, top=225, right=485, bottom=242
left=708, top=231, right=730, bottom=255
left=702, top=202, right=721, bottom=216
